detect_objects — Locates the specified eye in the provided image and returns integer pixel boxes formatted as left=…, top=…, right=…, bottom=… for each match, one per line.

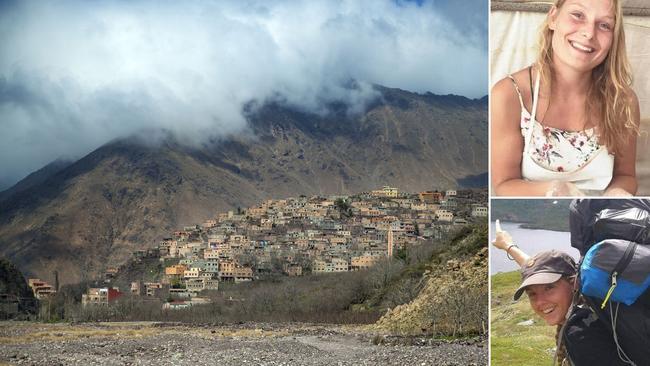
left=544, top=283, right=556, bottom=291
left=599, top=22, right=612, bottom=31
left=526, top=289, right=537, bottom=298
left=570, top=11, right=584, bottom=20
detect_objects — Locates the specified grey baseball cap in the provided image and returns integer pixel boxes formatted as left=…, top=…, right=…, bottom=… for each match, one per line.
left=513, top=250, right=577, bottom=300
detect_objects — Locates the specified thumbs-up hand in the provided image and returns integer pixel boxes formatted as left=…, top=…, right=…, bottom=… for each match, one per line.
left=492, top=219, right=513, bottom=251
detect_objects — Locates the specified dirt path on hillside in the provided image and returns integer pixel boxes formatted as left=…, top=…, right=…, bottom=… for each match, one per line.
left=0, top=322, right=486, bottom=366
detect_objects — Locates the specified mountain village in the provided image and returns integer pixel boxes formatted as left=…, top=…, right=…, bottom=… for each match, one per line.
left=26, top=187, right=487, bottom=311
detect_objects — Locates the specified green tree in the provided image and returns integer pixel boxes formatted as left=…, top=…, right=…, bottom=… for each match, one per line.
left=334, top=198, right=352, bottom=218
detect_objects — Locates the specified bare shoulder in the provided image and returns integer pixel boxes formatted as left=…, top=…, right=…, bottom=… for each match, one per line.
left=509, top=67, right=530, bottom=80
left=492, top=67, right=530, bottom=107
left=491, top=75, right=525, bottom=130
left=491, top=77, right=519, bottom=112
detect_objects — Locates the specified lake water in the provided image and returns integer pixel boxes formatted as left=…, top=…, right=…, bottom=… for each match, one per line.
left=490, top=221, right=580, bottom=274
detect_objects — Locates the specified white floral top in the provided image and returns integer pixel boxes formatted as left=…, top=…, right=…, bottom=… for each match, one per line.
left=520, top=109, right=602, bottom=173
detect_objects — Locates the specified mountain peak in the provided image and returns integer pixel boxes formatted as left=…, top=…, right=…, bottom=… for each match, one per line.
left=0, top=89, right=487, bottom=285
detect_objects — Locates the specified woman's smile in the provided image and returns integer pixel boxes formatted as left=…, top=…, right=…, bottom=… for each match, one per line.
left=542, top=305, right=557, bottom=314
left=569, top=40, right=594, bottom=53
left=535, top=301, right=564, bottom=324
left=549, top=0, right=614, bottom=72
left=526, top=279, right=574, bottom=325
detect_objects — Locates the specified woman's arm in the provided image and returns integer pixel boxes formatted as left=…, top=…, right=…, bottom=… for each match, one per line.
left=604, top=92, right=640, bottom=196
left=491, top=77, right=580, bottom=196
left=492, top=220, right=530, bottom=268
left=491, top=77, right=538, bottom=195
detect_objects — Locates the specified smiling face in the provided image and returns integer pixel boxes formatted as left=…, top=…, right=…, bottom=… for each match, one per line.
left=525, top=278, right=574, bottom=325
left=548, top=0, right=615, bottom=73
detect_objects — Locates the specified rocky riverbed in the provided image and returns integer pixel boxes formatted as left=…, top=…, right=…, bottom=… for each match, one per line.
left=0, top=321, right=486, bottom=366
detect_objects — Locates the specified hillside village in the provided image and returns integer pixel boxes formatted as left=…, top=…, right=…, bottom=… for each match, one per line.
left=27, top=187, right=487, bottom=311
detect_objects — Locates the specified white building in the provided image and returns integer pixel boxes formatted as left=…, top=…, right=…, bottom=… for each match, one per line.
left=471, top=206, right=488, bottom=217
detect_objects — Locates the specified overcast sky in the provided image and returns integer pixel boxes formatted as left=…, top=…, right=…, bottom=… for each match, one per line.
left=0, top=0, right=487, bottom=188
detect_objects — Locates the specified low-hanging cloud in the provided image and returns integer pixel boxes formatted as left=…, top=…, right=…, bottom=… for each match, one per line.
left=0, top=0, right=487, bottom=187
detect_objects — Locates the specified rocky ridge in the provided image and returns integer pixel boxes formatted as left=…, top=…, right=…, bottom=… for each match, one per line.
left=373, top=229, right=488, bottom=336
left=0, top=87, right=487, bottom=285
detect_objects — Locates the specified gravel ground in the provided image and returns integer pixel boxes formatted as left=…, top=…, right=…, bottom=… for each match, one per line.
left=0, top=322, right=486, bottom=366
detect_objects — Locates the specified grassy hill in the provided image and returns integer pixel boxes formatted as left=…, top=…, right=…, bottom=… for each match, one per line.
left=490, top=271, right=557, bottom=366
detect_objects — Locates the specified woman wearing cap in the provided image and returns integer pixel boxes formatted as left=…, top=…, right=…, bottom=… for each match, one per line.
left=493, top=224, right=577, bottom=364
left=512, top=250, right=577, bottom=327
left=494, top=225, right=577, bottom=326
left=493, top=221, right=638, bottom=365
left=491, top=0, right=639, bottom=197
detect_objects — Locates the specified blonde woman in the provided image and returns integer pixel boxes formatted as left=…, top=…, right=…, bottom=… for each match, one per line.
left=491, top=0, right=640, bottom=196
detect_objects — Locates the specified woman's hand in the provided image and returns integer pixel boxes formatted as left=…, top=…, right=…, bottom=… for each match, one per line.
left=492, top=220, right=514, bottom=251
left=544, top=181, right=585, bottom=197
left=493, top=220, right=531, bottom=267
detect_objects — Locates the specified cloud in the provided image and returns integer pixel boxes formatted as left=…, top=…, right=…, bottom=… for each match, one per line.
left=0, top=0, right=487, bottom=186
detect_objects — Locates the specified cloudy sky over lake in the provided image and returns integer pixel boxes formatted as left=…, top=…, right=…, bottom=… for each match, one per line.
left=0, top=0, right=487, bottom=188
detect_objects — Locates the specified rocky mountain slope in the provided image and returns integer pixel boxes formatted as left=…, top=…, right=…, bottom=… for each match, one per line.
left=0, top=86, right=487, bottom=285
left=373, top=226, right=488, bottom=336
left=0, top=257, right=38, bottom=317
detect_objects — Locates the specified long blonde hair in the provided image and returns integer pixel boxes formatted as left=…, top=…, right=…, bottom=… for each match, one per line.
left=536, top=0, right=638, bottom=154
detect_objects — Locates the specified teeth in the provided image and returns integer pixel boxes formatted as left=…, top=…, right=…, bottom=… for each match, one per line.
left=543, top=307, right=555, bottom=314
left=571, top=41, right=594, bottom=53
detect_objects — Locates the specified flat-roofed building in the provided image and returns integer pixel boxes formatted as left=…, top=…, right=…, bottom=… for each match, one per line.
left=351, top=255, right=382, bottom=270
left=28, top=279, right=56, bottom=300
left=371, top=186, right=399, bottom=198
left=436, top=210, right=454, bottom=222
left=165, top=264, right=187, bottom=277
left=82, top=288, right=122, bottom=306
left=471, top=205, right=488, bottom=217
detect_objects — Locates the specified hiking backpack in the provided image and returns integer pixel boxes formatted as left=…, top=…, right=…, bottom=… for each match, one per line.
left=567, top=199, right=650, bottom=365
left=570, top=199, right=650, bottom=307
